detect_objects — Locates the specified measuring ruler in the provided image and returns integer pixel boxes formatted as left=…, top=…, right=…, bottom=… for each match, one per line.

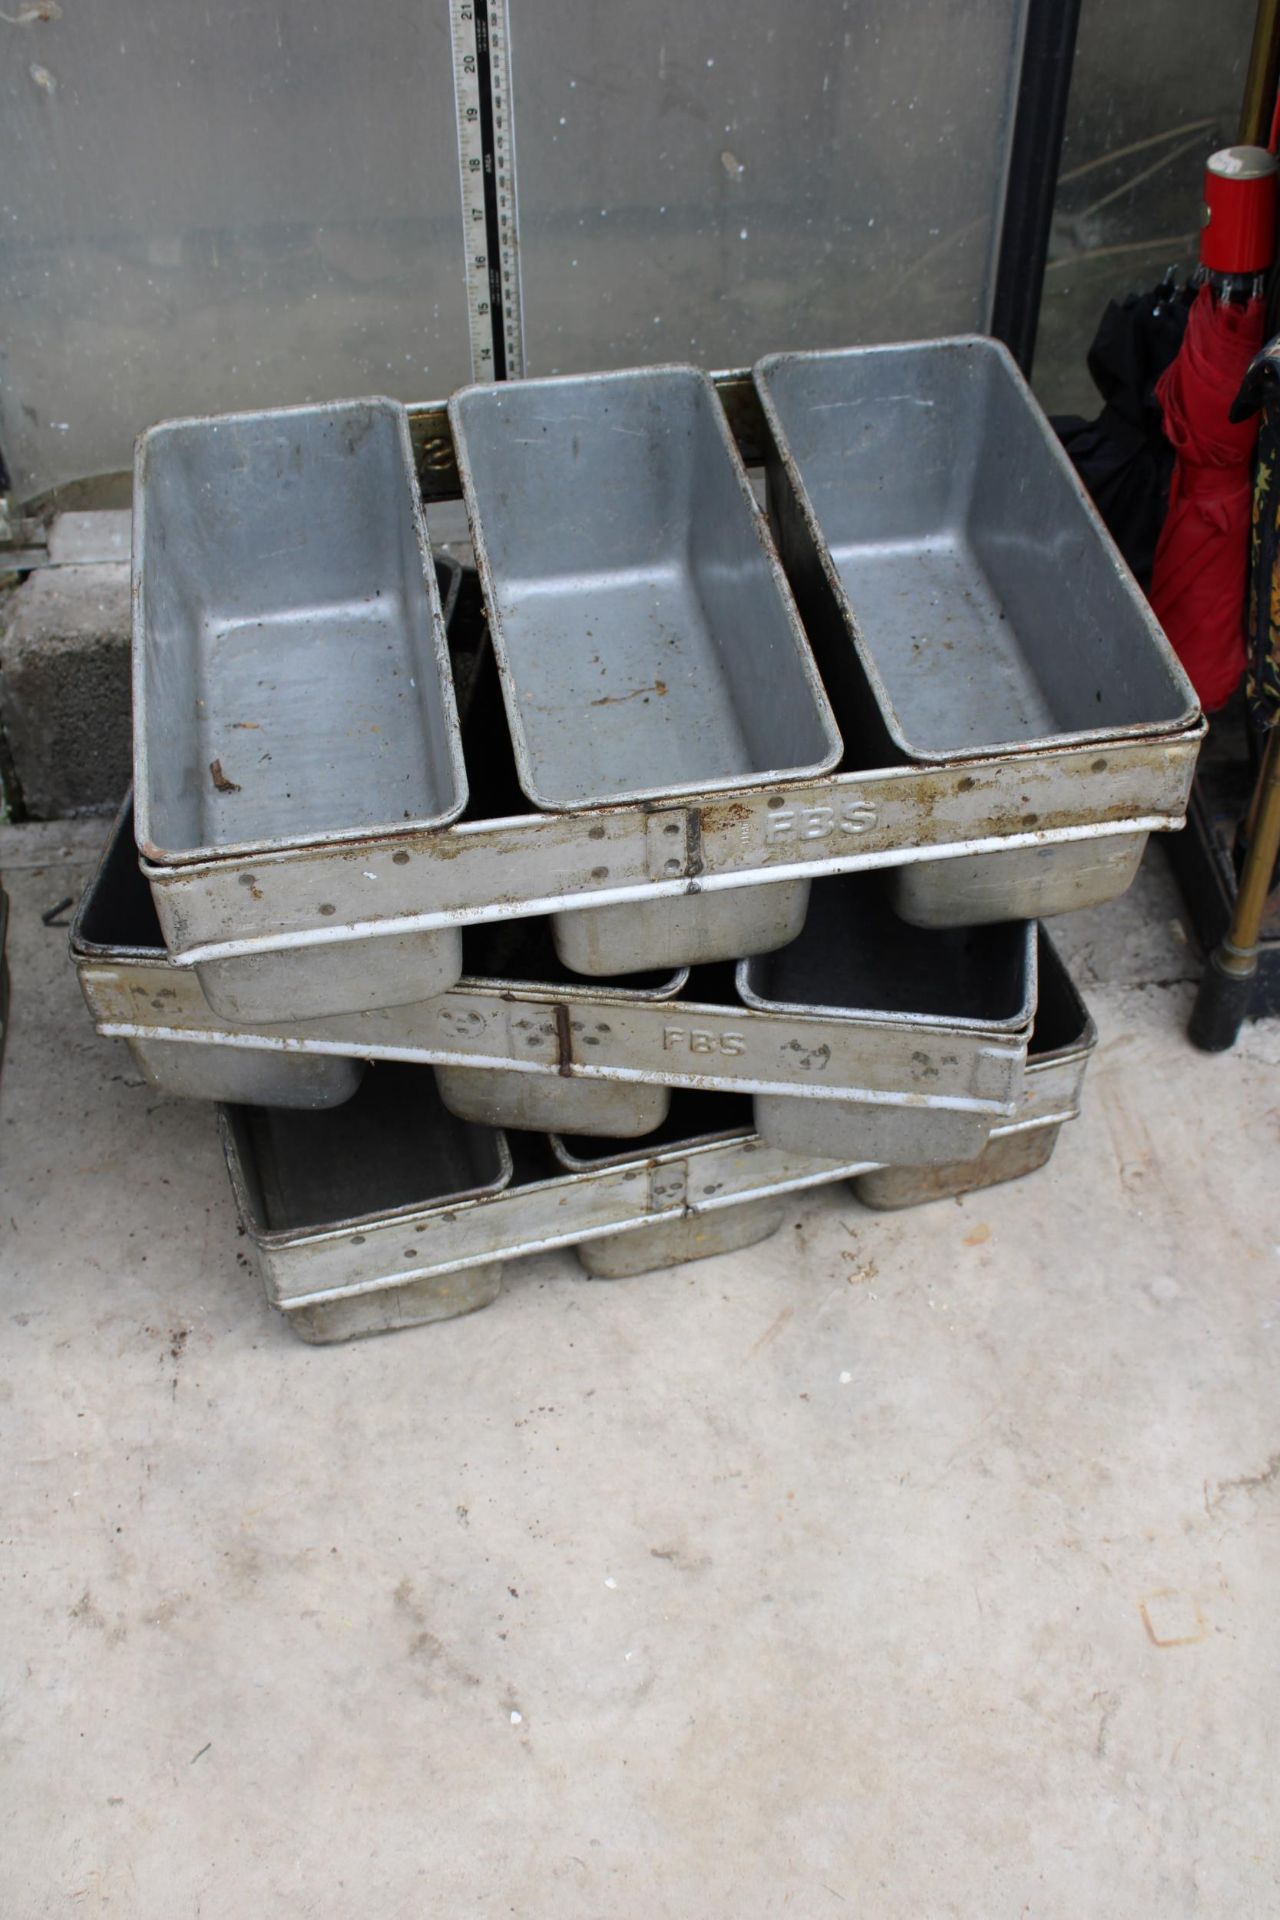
left=449, top=0, right=524, bottom=382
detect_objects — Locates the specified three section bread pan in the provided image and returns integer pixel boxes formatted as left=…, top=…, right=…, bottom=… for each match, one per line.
left=739, top=878, right=1036, bottom=1164
left=138, top=364, right=1202, bottom=985
left=222, top=1084, right=866, bottom=1343
left=851, top=927, right=1096, bottom=1207
left=79, top=813, right=1033, bottom=1140
left=754, top=338, right=1200, bottom=926
left=133, top=396, right=468, bottom=1022
left=449, top=364, right=841, bottom=974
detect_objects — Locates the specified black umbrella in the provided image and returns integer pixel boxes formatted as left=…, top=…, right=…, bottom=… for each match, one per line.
left=1053, top=275, right=1192, bottom=590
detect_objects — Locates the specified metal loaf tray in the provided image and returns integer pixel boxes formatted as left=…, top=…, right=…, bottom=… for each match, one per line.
left=741, top=877, right=1036, bottom=1165
left=138, top=367, right=1203, bottom=986
left=851, top=928, right=1097, bottom=1208
left=134, top=396, right=468, bottom=1022
left=449, top=364, right=841, bottom=974
left=432, top=915, right=687, bottom=1139
left=72, top=802, right=364, bottom=1110
left=221, top=1065, right=514, bottom=1340
left=222, top=1085, right=870, bottom=1342
left=754, top=338, right=1202, bottom=927
left=78, top=815, right=1036, bottom=1130
left=546, top=1121, right=788, bottom=1278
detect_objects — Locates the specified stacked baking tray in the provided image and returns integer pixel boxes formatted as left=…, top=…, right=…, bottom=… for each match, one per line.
left=78, top=337, right=1197, bottom=1339
left=214, top=942, right=1098, bottom=1344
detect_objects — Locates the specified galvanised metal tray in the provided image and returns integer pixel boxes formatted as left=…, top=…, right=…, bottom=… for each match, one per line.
left=740, top=877, right=1036, bottom=1164
left=546, top=1110, right=788, bottom=1276
left=220, top=1064, right=514, bottom=1340
left=134, top=397, right=468, bottom=1020
left=217, top=953, right=1097, bottom=1344
left=138, top=367, right=1204, bottom=983
left=851, top=927, right=1096, bottom=1208
left=753, top=338, right=1200, bottom=926
left=450, top=364, right=841, bottom=973
left=220, top=1085, right=864, bottom=1342
left=72, top=798, right=364, bottom=1109
left=448, top=367, right=841, bottom=813
left=220, top=935, right=1097, bottom=1343
left=77, top=812, right=1032, bottom=1127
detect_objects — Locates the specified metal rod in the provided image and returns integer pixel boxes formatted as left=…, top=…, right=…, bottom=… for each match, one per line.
left=1234, top=724, right=1280, bottom=931
left=989, top=0, right=1084, bottom=376
left=1189, top=723, right=1280, bottom=1047
left=1239, top=0, right=1280, bottom=143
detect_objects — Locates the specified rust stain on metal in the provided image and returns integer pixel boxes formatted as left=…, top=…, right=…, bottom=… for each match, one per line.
left=686, top=809, right=704, bottom=878
left=708, top=799, right=753, bottom=829
left=589, top=680, right=667, bottom=708
left=553, top=1003, right=574, bottom=1077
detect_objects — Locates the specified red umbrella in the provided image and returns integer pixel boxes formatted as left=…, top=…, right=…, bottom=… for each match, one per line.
left=1149, top=283, right=1266, bottom=710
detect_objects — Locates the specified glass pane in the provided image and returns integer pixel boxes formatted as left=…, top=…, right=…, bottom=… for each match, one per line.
left=0, top=4, right=472, bottom=501
left=509, top=0, right=1029, bottom=376
left=1034, top=0, right=1256, bottom=416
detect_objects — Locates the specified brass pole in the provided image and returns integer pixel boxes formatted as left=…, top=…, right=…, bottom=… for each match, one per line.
left=1190, top=725, right=1280, bottom=1045
left=1239, top=0, right=1280, bottom=142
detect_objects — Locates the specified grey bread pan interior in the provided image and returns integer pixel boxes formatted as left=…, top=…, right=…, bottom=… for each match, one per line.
left=549, top=1089, right=755, bottom=1171
left=852, top=926, right=1095, bottom=1208
left=133, top=396, right=467, bottom=866
left=133, top=398, right=468, bottom=1019
left=754, top=338, right=1198, bottom=767
left=448, top=365, right=841, bottom=812
left=223, top=1063, right=512, bottom=1243
left=740, top=875, right=1034, bottom=1165
left=199, top=558, right=466, bottom=1021
left=72, top=795, right=365, bottom=1109
left=738, top=875, right=1035, bottom=1030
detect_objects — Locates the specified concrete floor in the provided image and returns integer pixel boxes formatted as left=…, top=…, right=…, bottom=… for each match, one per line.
left=3, top=817, right=1279, bottom=1917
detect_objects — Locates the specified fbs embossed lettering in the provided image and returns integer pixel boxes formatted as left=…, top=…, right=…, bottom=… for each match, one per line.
left=662, top=1026, right=746, bottom=1057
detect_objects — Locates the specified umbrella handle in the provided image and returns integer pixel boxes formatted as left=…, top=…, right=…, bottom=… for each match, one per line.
left=1189, top=721, right=1280, bottom=1048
